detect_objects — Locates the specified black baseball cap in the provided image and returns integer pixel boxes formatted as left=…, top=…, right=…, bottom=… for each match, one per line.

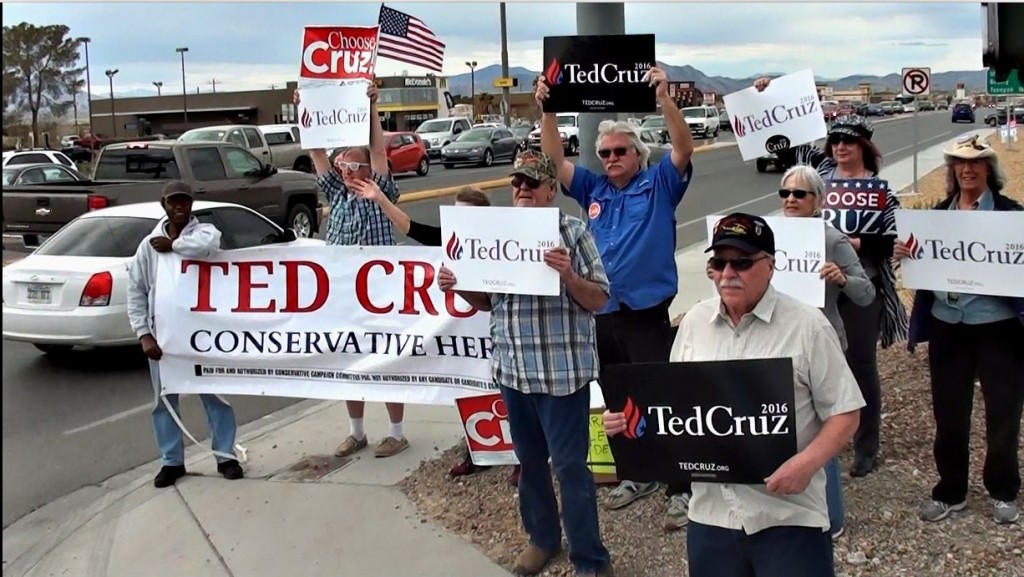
left=706, top=213, right=776, bottom=255
left=161, top=180, right=193, bottom=199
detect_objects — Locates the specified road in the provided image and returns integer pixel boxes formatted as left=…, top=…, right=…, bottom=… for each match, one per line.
left=0, top=109, right=982, bottom=527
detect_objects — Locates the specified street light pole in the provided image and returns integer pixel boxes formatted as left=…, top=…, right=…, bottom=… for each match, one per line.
left=176, top=47, right=189, bottom=124
left=153, top=81, right=163, bottom=96
left=466, top=61, right=478, bottom=119
left=78, top=37, right=93, bottom=133
left=499, top=3, right=511, bottom=127
left=105, top=69, right=119, bottom=137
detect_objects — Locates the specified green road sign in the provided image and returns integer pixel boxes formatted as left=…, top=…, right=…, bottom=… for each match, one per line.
left=987, top=69, right=1023, bottom=95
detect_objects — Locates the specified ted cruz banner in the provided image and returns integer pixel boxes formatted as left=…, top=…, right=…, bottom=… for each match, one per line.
left=600, top=359, right=798, bottom=485
left=541, top=34, right=656, bottom=113
left=822, top=179, right=890, bottom=235
left=440, top=206, right=561, bottom=296
left=722, top=69, right=827, bottom=162
left=297, top=25, right=379, bottom=149
left=895, top=209, right=1024, bottom=297
left=153, top=245, right=496, bottom=404
left=706, top=215, right=826, bottom=308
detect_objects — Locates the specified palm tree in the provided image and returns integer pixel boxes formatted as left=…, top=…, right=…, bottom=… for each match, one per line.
left=67, top=77, right=86, bottom=132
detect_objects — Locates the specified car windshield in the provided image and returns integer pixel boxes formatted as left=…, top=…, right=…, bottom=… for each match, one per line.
left=2, top=169, right=16, bottom=186
left=512, top=126, right=531, bottom=137
left=682, top=109, right=705, bottom=118
left=35, top=216, right=159, bottom=257
left=415, top=120, right=452, bottom=134
left=556, top=115, right=576, bottom=127
left=455, top=129, right=492, bottom=142
left=642, top=117, right=666, bottom=127
left=180, top=130, right=227, bottom=142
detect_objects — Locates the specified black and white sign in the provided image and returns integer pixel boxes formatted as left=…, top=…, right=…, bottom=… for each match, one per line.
left=541, top=34, right=657, bottom=113
left=902, top=67, right=931, bottom=96
left=600, top=359, right=798, bottom=485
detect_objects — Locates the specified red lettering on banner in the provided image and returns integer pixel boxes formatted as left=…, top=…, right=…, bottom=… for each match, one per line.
left=446, top=293, right=475, bottom=318
left=281, top=261, right=329, bottom=313
left=183, top=260, right=230, bottom=312
left=232, top=261, right=275, bottom=313
left=355, top=259, right=481, bottom=318
left=400, top=261, right=438, bottom=316
left=355, top=259, right=395, bottom=314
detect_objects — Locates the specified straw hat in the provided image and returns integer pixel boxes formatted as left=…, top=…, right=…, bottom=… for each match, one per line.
left=943, top=134, right=1006, bottom=189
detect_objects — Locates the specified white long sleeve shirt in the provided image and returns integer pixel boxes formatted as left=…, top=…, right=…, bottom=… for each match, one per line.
left=127, top=217, right=222, bottom=339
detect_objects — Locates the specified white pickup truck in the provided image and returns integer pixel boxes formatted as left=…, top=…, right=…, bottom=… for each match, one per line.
left=527, top=112, right=580, bottom=156
left=179, top=124, right=313, bottom=173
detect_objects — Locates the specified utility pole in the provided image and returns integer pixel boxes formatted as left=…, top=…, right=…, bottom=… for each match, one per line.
left=499, top=2, right=511, bottom=127
left=576, top=3, right=625, bottom=173
left=209, top=79, right=219, bottom=93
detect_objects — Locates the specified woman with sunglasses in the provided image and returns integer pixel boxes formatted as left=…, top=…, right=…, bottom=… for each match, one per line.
left=779, top=164, right=876, bottom=540
left=756, top=77, right=909, bottom=481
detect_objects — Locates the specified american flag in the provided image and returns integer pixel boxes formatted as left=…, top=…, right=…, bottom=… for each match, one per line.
left=377, top=5, right=446, bottom=73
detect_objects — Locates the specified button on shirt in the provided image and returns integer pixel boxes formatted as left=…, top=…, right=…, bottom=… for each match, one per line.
left=931, top=190, right=1017, bottom=325
left=568, top=154, right=693, bottom=314
left=318, top=169, right=400, bottom=246
left=670, top=286, right=866, bottom=534
left=489, top=212, right=609, bottom=397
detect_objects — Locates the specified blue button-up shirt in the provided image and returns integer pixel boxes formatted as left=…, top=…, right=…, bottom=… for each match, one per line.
left=567, top=154, right=693, bottom=314
left=931, top=190, right=1017, bottom=325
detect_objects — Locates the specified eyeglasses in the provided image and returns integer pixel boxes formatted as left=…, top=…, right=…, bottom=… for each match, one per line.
left=336, top=161, right=369, bottom=171
left=708, top=255, right=770, bottom=272
left=827, top=134, right=859, bottom=146
left=597, top=147, right=630, bottom=159
left=778, top=188, right=813, bottom=199
left=511, top=175, right=542, bottom=190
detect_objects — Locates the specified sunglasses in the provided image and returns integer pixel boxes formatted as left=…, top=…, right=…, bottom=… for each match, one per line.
left=336, top=161, right=369, bottom=171
left=778, top=188, right=813, bottom=199
left=511, top=175, right=542, bottom=190
left=708, top=255, right=770, bottom=272
left=597, top=147, right=630, bottom=159
left=827, top=134, right=859, bottom=146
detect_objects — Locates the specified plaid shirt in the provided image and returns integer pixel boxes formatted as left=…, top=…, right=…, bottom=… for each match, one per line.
left=318, top=169, right=400, bottom=246
left=488, top=212, right=609, bottom=396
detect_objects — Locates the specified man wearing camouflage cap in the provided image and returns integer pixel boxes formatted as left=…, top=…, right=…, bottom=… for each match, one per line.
left=439, top=150, right=614, bottom=576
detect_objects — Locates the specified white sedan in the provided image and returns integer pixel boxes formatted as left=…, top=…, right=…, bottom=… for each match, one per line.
left=2, top=200, right=323, bottom=356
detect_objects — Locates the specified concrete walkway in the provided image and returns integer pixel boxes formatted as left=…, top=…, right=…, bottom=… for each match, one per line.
left=1, top=128, right=992, bottom=577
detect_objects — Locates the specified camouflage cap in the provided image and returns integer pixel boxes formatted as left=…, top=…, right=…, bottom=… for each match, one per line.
left=509, top=150, right=558, bottom=182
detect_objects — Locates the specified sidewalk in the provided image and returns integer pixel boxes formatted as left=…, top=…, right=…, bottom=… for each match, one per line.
left=1, top=127, right=992, bottom=577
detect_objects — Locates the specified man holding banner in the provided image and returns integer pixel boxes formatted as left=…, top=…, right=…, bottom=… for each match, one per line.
left=294, top=80, right=410, bottom=460
left=438, top=151, right=613, bottom=577
left=604, top=214, right=864, bottom=577
left=536, top=64, right=697, bottom=530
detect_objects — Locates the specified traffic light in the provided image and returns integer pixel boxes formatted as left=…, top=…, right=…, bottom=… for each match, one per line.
left=512, top=78, right=519, bottom=87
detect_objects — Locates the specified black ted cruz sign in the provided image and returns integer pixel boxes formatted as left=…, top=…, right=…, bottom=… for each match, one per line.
left=541, top=34, right=657, bottom=113
left=600, top=358, right=798, bottom=484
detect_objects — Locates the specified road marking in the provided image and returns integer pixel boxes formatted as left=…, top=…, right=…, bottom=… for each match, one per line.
left=885, top=130, right=953, bottom=157
left=62, top=402, right=152, bottom=436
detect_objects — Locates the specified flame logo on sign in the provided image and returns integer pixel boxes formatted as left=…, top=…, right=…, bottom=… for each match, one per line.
left=732, top=116, right=746, bottom=138
left=301, top=108, right=313, bottom=129
left=905, top=233, right=923, bottom=260
left=445, top=232, right=464, bottom=260
left=544, top=58, right=563, bottom=86
left=622, top=397, right=647, bottom=439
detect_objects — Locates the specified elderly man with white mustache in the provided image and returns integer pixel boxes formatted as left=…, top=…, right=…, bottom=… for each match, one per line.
left=603, top=213, right=865, bottom=577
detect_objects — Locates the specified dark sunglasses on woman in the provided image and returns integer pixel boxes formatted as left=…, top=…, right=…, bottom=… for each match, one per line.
left=827, top=134, right=860, bottom=146
left=778, top=188, right=813, bottom=199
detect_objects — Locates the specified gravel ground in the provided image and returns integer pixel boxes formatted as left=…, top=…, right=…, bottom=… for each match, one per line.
left=400, top=137, right=1024, bottom=576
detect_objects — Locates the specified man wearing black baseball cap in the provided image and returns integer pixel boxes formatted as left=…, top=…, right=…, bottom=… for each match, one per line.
left=604, top=212, right=865, bottom=577
left=128, top=180, right=244, bottom=488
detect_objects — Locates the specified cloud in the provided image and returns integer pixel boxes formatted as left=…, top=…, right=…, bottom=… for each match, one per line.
left=1, top=2, right=986, bottom=94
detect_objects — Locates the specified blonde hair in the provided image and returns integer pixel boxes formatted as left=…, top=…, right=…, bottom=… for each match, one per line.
left=780, top=164, right=825, bottom=214
left=595, top=120, right=650, bottom=168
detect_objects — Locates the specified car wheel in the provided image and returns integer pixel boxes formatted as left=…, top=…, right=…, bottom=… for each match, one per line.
left=567, top=138, right=579, bottom=156
left=481, top=149, right=493, bottom=167
left=416, top=157, right=429, bottom=176
left=286, top=204, right=314, bottom=238
left=712, top=126, right=719, bottom=138
left=34, top=344, right=73, bottom=357
left=443, top=163, right=455, bottom=169
left=756, top=158, right=768, bottom=173
left=293, top=157, right=312, bottom=173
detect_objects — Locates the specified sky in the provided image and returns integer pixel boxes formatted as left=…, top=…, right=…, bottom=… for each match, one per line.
left=2, top=1, right=987, bottom=97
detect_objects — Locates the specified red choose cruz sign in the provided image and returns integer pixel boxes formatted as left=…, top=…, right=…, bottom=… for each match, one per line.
left=456, top=393, right=519, bottom=466
left=300, top=26, right=379, bottom=80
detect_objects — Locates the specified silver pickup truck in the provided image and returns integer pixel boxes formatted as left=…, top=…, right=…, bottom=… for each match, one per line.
left=179, top=124, right=313, bottom=173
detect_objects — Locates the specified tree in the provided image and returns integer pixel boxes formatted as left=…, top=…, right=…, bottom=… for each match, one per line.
left=3, top=23, right=83, bottom=146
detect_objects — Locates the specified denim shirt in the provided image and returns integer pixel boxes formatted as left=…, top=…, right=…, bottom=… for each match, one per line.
left=930, top=190, right=1017, bottom=325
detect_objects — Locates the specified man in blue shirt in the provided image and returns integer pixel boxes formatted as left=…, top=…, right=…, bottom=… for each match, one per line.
left=535, top=66, right=696, bottom=531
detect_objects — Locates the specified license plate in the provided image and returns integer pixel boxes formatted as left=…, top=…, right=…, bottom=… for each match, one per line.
left=27, top=284, right=52, bottom=304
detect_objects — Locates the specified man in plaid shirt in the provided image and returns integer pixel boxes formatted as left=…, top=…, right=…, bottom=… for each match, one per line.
left=294, top=83, right=408, bottom=459
left=438, top=151, right=614, bottom=577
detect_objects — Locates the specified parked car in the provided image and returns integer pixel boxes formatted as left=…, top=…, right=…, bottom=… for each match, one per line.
left=526, top=113, right=581, bottom=156
left=937, top=101, right=950, bottom=110
left=638, top=129, right=671, bottom=166
left=61, top=145, right=93, bottom=163
left=1, top=201, right=323, bottom=356
left=2, top=163, right=88, bottom=187
left=258, top=124, right=314, bottom=173
left=2, top=141, right=321, bottom=249
left=919, top=100, right=935, bottom=111
left=718, top=108, right=731, bottom=132
left=681, top=106, right=720, bottom=138
left=951, top=102, right=976, bottom=123
left=864, top=103, right=885, bottom=117
left=640, top=115, right=666, bottom=130
left=2, top=149, right=77, bottom=169
left=415, top=117, right=473, bottom=160
left=837, top=103, right=857, bottom=117
left=984, top=106, right=1024, bottom=126
left=60, top=135, right=81, bottom=148
left=821, top=100, right=840, bottom=122
left=510, top=126, right=532, bottom=152
left=441, top=127, right=521, bottom=168
left=180, top=124, right=312, bottom=173
left=383, top=131, right=430, bottom=176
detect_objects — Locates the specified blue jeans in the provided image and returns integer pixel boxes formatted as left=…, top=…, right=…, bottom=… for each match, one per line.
left=687, top=521, right=835, bottom=577
left=500, top=384, right=611, bottom=574
left=825, top=457, right=845, bottom=534
left=149, top=360, right=237, bottom=466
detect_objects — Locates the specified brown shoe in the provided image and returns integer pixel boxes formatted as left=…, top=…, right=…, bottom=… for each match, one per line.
left=374, top=436, right=409, bottom=458
left=334, top=435, right=368, bottom=458
left=512, top=543, right=560, bottom=576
